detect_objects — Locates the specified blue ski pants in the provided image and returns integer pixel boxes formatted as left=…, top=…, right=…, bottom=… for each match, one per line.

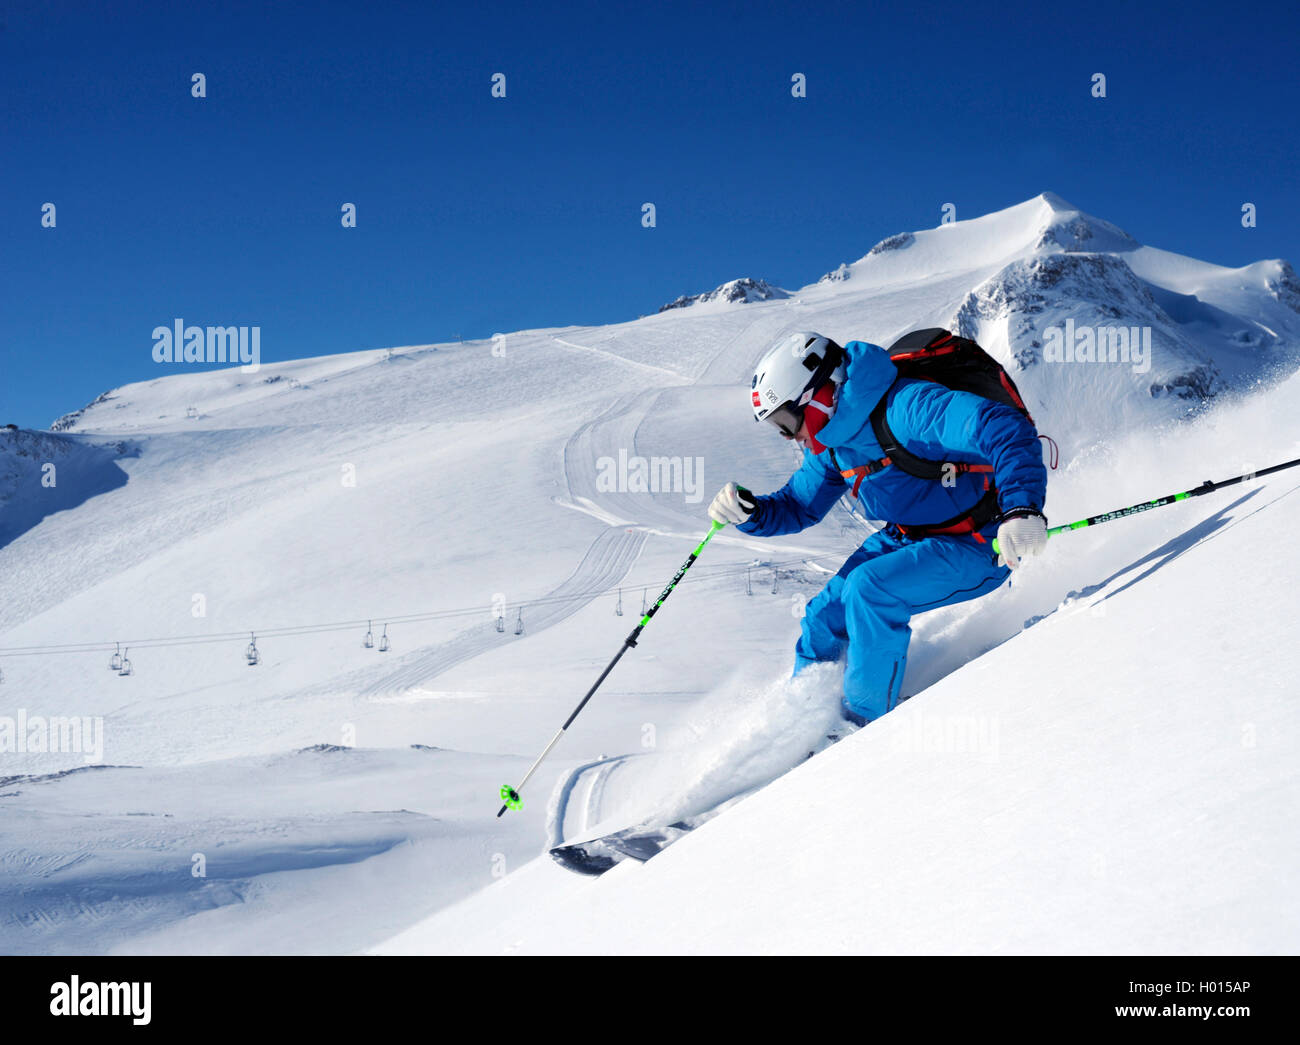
left=794, top=527, right=1010, bottom=723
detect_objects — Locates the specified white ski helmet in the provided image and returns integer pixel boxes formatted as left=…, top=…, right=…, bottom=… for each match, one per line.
left=751, top=331, right=843, bottom=429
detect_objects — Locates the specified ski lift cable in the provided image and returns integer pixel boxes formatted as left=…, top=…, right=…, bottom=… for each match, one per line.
left=0, top=564, right=829, bottom=658
left=0, top=550, right=843, bottom=659
left=10, top=548, right=830, bottom=649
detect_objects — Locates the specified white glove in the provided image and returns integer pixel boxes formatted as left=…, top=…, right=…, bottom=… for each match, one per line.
left=709, top=482, right=757, bottom=525
left=996, top=510, right=1048, bottom=570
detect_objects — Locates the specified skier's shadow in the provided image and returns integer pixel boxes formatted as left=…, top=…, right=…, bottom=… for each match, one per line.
left=906, top=485, right=1285, bottom=701
left=1042, top=486, right=1267, bottom=616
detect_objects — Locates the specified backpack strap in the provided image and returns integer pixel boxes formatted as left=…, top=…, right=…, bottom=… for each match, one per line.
left=895, top=484, right=1001, bottom=544
left=868, top=395, right=994, bottom=482
left=838, top=455, right=892, bottom=497
left=870, top=397, right=939, bottom=480
left=834, top=392, right=999, bottom=537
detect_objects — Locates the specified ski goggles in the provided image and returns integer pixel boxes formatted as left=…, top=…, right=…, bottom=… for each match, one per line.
left=764, top=401, right=805, bottom=440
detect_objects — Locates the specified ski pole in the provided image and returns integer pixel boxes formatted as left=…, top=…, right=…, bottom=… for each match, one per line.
left=497, top=520, right=725, bottom=817
left=992, top=456, right=1300, bottom=557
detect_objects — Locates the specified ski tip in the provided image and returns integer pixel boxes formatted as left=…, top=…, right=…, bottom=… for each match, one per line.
left=549, top=828, right=674, bottom=876
left=549, top=843, right=619, bottom=877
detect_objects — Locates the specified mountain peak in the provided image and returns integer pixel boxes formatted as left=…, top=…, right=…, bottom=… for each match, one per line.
left=1036, top=190, right=1077, bottom=212
left=658, top=277, right=790, bottom=313
left=1029, top=193, right=1139, bottom=253
left=846, top=193, right=1141, bottom=280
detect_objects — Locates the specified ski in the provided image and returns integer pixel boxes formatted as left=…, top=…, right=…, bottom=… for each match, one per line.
left=549, top=793, right=747, bottom=876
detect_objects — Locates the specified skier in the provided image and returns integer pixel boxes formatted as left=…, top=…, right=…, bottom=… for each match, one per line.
left=709, top=331, right=1048, bottom=726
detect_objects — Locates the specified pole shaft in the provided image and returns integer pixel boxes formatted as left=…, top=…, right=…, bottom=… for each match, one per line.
left=497, top=521, right=724, bottom=815
left=992, top=457, right=1300, bottom=555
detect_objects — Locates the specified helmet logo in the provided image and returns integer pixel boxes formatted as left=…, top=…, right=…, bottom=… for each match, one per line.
left=752, top=390, right=762, bottom=408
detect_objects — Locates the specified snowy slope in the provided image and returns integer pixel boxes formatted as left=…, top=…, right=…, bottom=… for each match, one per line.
left=2, top=193, right=1298, bottom=954
left=380, top=484, right=1300, bottom=955
left=380, top=371, right=1300, bottom=955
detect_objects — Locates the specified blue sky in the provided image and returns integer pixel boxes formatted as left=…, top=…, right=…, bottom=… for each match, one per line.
left=3, top=0, right=1297, bottom=428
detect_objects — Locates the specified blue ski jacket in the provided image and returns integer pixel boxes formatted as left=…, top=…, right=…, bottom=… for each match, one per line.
left=738, top=339, right=1047, bottom=538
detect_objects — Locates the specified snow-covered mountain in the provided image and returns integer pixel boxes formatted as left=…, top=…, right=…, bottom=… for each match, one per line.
left=3, top=194, right=1299, bottom=955
left=812, top=193, right=1300, bottom=453
left=658, top=276, right=791, bottom=312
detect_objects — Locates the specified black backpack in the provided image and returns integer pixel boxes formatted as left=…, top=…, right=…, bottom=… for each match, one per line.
left=870, top=328, right=1034, bottom=481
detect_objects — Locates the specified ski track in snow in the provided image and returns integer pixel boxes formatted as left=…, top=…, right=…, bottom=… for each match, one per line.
left=560, top=388, right=701, bottom=535
left=546, top=753, right=640, bottom=850
left=548, top=335, right=691, bottom=382
left=358, top=527, right=647, bottom=697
